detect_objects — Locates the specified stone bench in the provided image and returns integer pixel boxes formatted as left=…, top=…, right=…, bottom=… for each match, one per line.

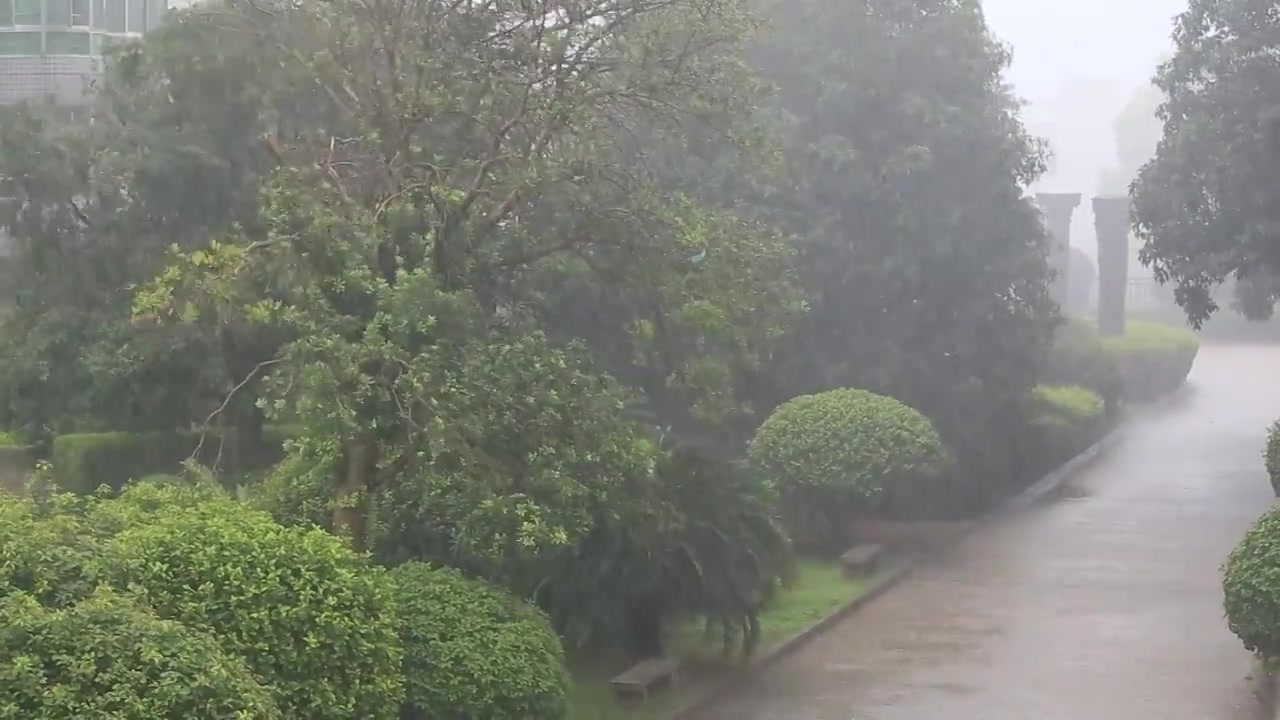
left=839, top=542, right=884, bottom=576
left=610, top=657, right=681, bottom=702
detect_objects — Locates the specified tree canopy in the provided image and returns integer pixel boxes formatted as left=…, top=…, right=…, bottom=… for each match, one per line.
left=0, top=0, right=1060, bottom=662
left=1130, top=0, right=1280, bottom=326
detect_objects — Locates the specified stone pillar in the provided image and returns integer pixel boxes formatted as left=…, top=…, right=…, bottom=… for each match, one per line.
left=1092, top=195, right=1131, bottom=337
left=1035, top=193, right=1081, bottom=308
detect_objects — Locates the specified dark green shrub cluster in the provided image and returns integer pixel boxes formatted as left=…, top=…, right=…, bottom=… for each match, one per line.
left=1100, top=321, right=1199, bottom=402
left=390, top=562, right=569, bottom=720
left=1021, top=385, right=1107, bottom=474
left=1223, top=507, right=1280, bottom=658
left=1266, top=421, right=1280, bottom=497
left=1043, top=319, right=1123, bottom=412
left=0, top=588, right=280, bottom=719
left=748, top=388, right=949, bottom=546
left=0, top=481, right=575, bottom=719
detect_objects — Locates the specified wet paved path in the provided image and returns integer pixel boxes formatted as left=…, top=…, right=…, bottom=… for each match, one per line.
left=704, top=343, right=1279, bottom=720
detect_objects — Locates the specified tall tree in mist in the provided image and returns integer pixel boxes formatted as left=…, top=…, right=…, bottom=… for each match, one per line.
left=748, top=0, right=1057, bottom=502
left=1131, top=0, right=1280, bottom=326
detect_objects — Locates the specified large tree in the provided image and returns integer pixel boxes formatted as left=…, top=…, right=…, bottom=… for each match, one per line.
left=746, top=0, right=1056, bottom=502
left=1131, top=0, right=1280, bottom=326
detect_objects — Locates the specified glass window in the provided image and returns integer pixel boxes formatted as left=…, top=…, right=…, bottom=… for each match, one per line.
left=46, top=30, right=89, bottom=53
left=46, top=0, right=70, bottom=25
left=124, top=0, right=139, bottom=31
left=0, top=31, right=41, bottom=53
left=102, top=0, right=123, bottom=31
left=13, top=0, right=39, bottom=24
left=71, top=0, right=86, bottom=25
left=0, top=0, right=12, bottom=26
left=91, top=0, right=103, bottom=27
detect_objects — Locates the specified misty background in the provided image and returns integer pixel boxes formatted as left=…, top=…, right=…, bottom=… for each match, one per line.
left=984, top=0, right=1182, bottom=276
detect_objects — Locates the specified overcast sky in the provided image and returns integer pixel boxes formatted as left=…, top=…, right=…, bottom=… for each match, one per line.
left=982, top=0, right=1186, bottom=261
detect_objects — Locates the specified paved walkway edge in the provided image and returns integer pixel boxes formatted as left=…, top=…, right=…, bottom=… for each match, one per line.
left=667, top=389, right=1176, bottom=720
left=669, top=558, right=913, bottom=720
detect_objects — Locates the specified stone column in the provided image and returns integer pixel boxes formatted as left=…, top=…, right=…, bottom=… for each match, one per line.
left=1035, top=193, right=1081, bottom=308
left=1092, top=195, right=1131, bottom=337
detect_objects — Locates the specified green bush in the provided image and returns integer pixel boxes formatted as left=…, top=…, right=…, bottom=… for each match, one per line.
left=0, top=588, right=280, bottom=719
left=1101, top=320, right=1199, bottom=402
left=1022, top=385, right=1107, bottom=473
left=1043, top=318, right=1123, bottom=412
left=0, top=431, right=20, bottom=447
left=0, top=492, right=102, bottom=609
left=749, top=388, right=949, bottom=544
left=1223, top=507, right=1280, bottom=658
left=390, top=562, right=569, bottom=720
left=1266, top=421, right=1280, bottom=497
left=106, top=498, right=404, bottom=719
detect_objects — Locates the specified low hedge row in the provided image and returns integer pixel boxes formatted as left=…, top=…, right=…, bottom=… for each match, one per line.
left=1021, top=385, right=1107, bottom=476
left=0, top=482, right=569, bottom=719
left=51, top=426, right=294, bottom=495
left=1046, top=318, right=1198, bottom=406
left=1101, top=321, right=1200, bottom=403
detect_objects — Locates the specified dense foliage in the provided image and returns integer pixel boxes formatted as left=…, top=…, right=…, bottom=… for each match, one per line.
left=0, top=589, right=281, bottom=719
left=1130, top=0, right=1280, bottom=326
left=749, top=389, right=948, bottom=545
left=390, top=562, right=568, bottom=720
left=1223, top=507, right=1280, bottom=659
left=0, top=0, right=1067, bottom=688
left=749, top=0, right=1056, bottom=501
left=1266, top=421, right=1280, bottom=497
left=106, top=495, right=404, bottom=718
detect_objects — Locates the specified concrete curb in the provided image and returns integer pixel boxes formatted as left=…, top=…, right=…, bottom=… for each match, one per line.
left=666, top=383, right=1187, bottom=720
left=667, top=558, right=912, bottom=720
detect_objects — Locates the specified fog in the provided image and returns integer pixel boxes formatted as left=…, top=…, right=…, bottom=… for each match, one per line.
left=984, top=0, right=1184, bottom=268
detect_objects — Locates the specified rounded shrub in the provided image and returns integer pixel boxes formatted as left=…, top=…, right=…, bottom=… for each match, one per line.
left=106, top=499, right=404, bottom=719
left=389, top=562, right=569, bottom=720
left=749, top=388, right=949, bottom=543
left=1265, top=421, right=1280, bottom=497
left=0, top=588, right=280, bottom=719
left=1223, top=507, right=1280, bottom=658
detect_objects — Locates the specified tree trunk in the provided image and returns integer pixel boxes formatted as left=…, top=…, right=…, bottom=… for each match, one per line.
left=334, top=438, right=376, bottom=552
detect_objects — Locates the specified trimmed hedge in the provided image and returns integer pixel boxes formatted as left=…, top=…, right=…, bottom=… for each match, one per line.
left=1101, top=321, right=1199, bottom=402
left=0, top=588, right=280, bottom=719
left=1044, top=319, right=1124, bottom=412
left=749, top=388, right=949, bottom=544
left=1022, top=385, right=1107, bottom=474
left=51, top=426, right=292, bottom=495
left=1223, top=507, right=1280, bottom=659
left=390, top=563, right=569, bottom=720
left=106, top=496, right=405, bottom=718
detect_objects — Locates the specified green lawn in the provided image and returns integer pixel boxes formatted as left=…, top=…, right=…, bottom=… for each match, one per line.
left=567, top=559, right=871, bottom=720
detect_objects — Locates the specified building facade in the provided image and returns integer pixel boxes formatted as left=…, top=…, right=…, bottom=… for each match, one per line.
left=0, top=0, right=166, bottom=106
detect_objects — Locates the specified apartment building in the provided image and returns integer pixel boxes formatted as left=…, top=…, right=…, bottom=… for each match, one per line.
left=0, top=0, right=166, bottom=106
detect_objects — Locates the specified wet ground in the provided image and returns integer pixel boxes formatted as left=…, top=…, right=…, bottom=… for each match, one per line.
left=703, top=343, right=1279, bottom=720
